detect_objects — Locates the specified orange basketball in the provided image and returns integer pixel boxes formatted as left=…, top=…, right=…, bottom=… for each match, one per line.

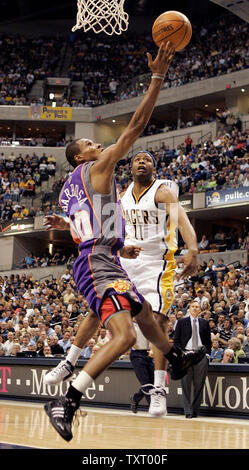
left=152, top=10, right=192, bottom=52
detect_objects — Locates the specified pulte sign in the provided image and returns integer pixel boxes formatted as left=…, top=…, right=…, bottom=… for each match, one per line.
left=205, top=187, right=249, bottom=207
left=0, top=360, right=249, bottom=416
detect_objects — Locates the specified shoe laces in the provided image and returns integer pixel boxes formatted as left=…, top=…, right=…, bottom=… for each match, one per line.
left=63, top=398, right=87, bottom=427
left=140, top=384, right=167, bottom=399
left=50, top=361, right=70, bottom=376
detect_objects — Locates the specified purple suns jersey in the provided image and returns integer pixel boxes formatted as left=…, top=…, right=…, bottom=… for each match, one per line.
left=59, top=162, right=144, bottom=318
left=59, top=161, right=125, bottom=251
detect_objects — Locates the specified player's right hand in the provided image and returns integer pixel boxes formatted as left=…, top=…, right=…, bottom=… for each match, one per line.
left=178, top=249, right=198, bottom=280
left=43, top=214, right=68, bottom=230
left=147, top=41, right=175, bottom=77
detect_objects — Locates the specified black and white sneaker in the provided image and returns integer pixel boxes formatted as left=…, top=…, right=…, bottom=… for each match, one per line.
left=44, top=397, right=79, bottom=442
left=44, top=360, right=75, bottom=385
left=169, top=346, right=207, bottom=380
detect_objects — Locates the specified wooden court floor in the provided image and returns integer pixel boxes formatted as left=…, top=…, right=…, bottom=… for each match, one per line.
left=0, top=399, right=248, bottom=450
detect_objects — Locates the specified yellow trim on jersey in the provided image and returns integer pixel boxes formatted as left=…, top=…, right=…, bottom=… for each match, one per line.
left=160, top=258, right=176, bottom=314
left=164, top=214, right=177, bottom=257
left=132, top=179, right=155, bottom=204
left=161, top=216, right=177, bottom=314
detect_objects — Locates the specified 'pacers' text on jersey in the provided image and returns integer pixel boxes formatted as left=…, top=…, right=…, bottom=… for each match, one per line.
left=121, top=179, right=178, bottom=259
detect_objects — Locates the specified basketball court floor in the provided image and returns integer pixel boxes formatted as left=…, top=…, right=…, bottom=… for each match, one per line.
left=0, top=399, right=248, bottom=450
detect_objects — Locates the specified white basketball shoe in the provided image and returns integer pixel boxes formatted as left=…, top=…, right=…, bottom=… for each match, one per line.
left=141, top=384, right=168, bottom=417
left=44, top=360, right=75, bottom=385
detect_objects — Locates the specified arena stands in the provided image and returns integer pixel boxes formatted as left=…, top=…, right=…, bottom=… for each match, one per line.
left=0, top=253, right=248, bottom=363
left=0, top=34, right=64, bottom=106
left=0, top=13, right=248, bottom=108
left=0, top=9, right=248, bottom=369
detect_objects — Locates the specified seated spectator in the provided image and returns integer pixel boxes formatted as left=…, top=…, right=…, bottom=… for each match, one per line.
left=82, top=338, right=96, bottom=359
left=214, top=259, right=227, bottom=278
left=243, top=329, right=249, bottom=355
left=228, top=337, right=246, bottom=363
left=198, top=235, right=209, bottom=251
left=10, top=343, right=21, bottom=356
left=63, top=286, right=76, bottom=305
left=3, top=331, right=15, bottom=355
left=208, top=318, right=219, bottom=339
left=231, top=322, right=246, bottom=339
left=91, top=345, right=101, bottom=356
left=43, top=345, right=53, bottom=357
left=58, top=330, right=71, bottom=353
left=96, top=328, right=110, bottom=347
left=20, top=334, right=31, bottom=351
left=227, top=295, right=239, bottom=316
left=219, top=317, right=233, bottom=348
left=221, top=348, right=234, bottom=363
left=210, top=338, right=224, bottom=362
left=24, top=253, right=36, bottom=267
left=37, top=339, right=45, bottom=356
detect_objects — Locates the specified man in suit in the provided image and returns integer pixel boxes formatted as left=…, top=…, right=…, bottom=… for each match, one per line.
left=227, top=294, right=239, bottom=316
left=174, top=300, right=212, bottom=418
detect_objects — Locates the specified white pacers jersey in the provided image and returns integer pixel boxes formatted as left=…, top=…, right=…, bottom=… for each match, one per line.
left=121, top=179, right=178, bottom=315
left=122, top=179, right=178, bottom=259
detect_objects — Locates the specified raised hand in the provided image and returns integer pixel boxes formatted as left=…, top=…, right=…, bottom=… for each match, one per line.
left=147, top=41, right=175, bottom=77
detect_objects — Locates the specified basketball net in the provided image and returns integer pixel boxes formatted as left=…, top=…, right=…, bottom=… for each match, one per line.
left=72, top=0, right=129, bottom=35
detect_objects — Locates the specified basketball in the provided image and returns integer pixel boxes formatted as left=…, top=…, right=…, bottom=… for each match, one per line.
left=152, top=10, right=192, bottom=52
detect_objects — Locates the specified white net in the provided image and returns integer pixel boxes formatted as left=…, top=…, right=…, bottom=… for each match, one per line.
left=72, top=0, right=129, bottom=35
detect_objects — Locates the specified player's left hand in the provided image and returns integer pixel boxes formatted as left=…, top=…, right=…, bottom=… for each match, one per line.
left=120, top=245, right=143, bottom=259
left=178, top=249, right=198, bottom=279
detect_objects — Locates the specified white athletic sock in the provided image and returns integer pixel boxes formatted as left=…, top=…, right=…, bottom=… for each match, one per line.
left=154, top=370, right=167, bottom=387
left=66, top=344, right=83, bottom=366
left=72, top=370, right=93, bottom=394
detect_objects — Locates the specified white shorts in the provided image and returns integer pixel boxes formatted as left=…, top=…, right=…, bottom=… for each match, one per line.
left=121, top=255, right=176, bottom=315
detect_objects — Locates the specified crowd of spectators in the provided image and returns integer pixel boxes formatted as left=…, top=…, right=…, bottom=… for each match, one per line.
left=0, top=13, right=248, bottom=108
left=0, top=255, right=248, bottom=364
left=0, top=151, right=56, bottom=221
left=0, top=13, right=248, bottom=370
left=0, top=270, right=126, bottom=360
left=166, top=257, right=249, bottom=364
left=0, top=34, right=64, bottom=106
left=1, top=125, right=248, bottom=254
left=67, top=13, right=249, bottom=107
left=115, top=123, right=249, bottom=197
left=13, top=251, right=77, bottom=270
left=0, top=136, right=73, bottom=148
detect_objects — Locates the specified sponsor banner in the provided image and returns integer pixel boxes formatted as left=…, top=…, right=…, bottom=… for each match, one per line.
left=0, top=217, right=34, bottom=234
left=205, top=187, right=249, bottom=207
left=1, top=359, right=249, bottom=415
left=29, top=105, right=72, bottom=120
left=179, top=194, right=193, bottom=210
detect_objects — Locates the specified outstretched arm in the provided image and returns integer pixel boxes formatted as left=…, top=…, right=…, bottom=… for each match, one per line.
left=90, top=41, right=175, bottom=194
left=155, top=184, right=198, bottom=279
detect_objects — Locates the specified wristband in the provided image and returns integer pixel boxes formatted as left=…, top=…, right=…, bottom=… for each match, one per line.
left=152, top=74, right=165, bottom=80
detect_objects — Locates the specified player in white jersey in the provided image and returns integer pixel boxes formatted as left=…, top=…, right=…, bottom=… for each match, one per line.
left=121, top=150, right=198, bottom=416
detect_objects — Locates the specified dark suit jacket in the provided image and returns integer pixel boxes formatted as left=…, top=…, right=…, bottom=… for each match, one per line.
left=228, top=303, right=239, bottom=316
left=174, top=316, right=212, bottom=354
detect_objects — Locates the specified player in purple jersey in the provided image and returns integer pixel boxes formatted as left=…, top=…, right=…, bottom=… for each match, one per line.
left=43, top=41, right=206, bottom=442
